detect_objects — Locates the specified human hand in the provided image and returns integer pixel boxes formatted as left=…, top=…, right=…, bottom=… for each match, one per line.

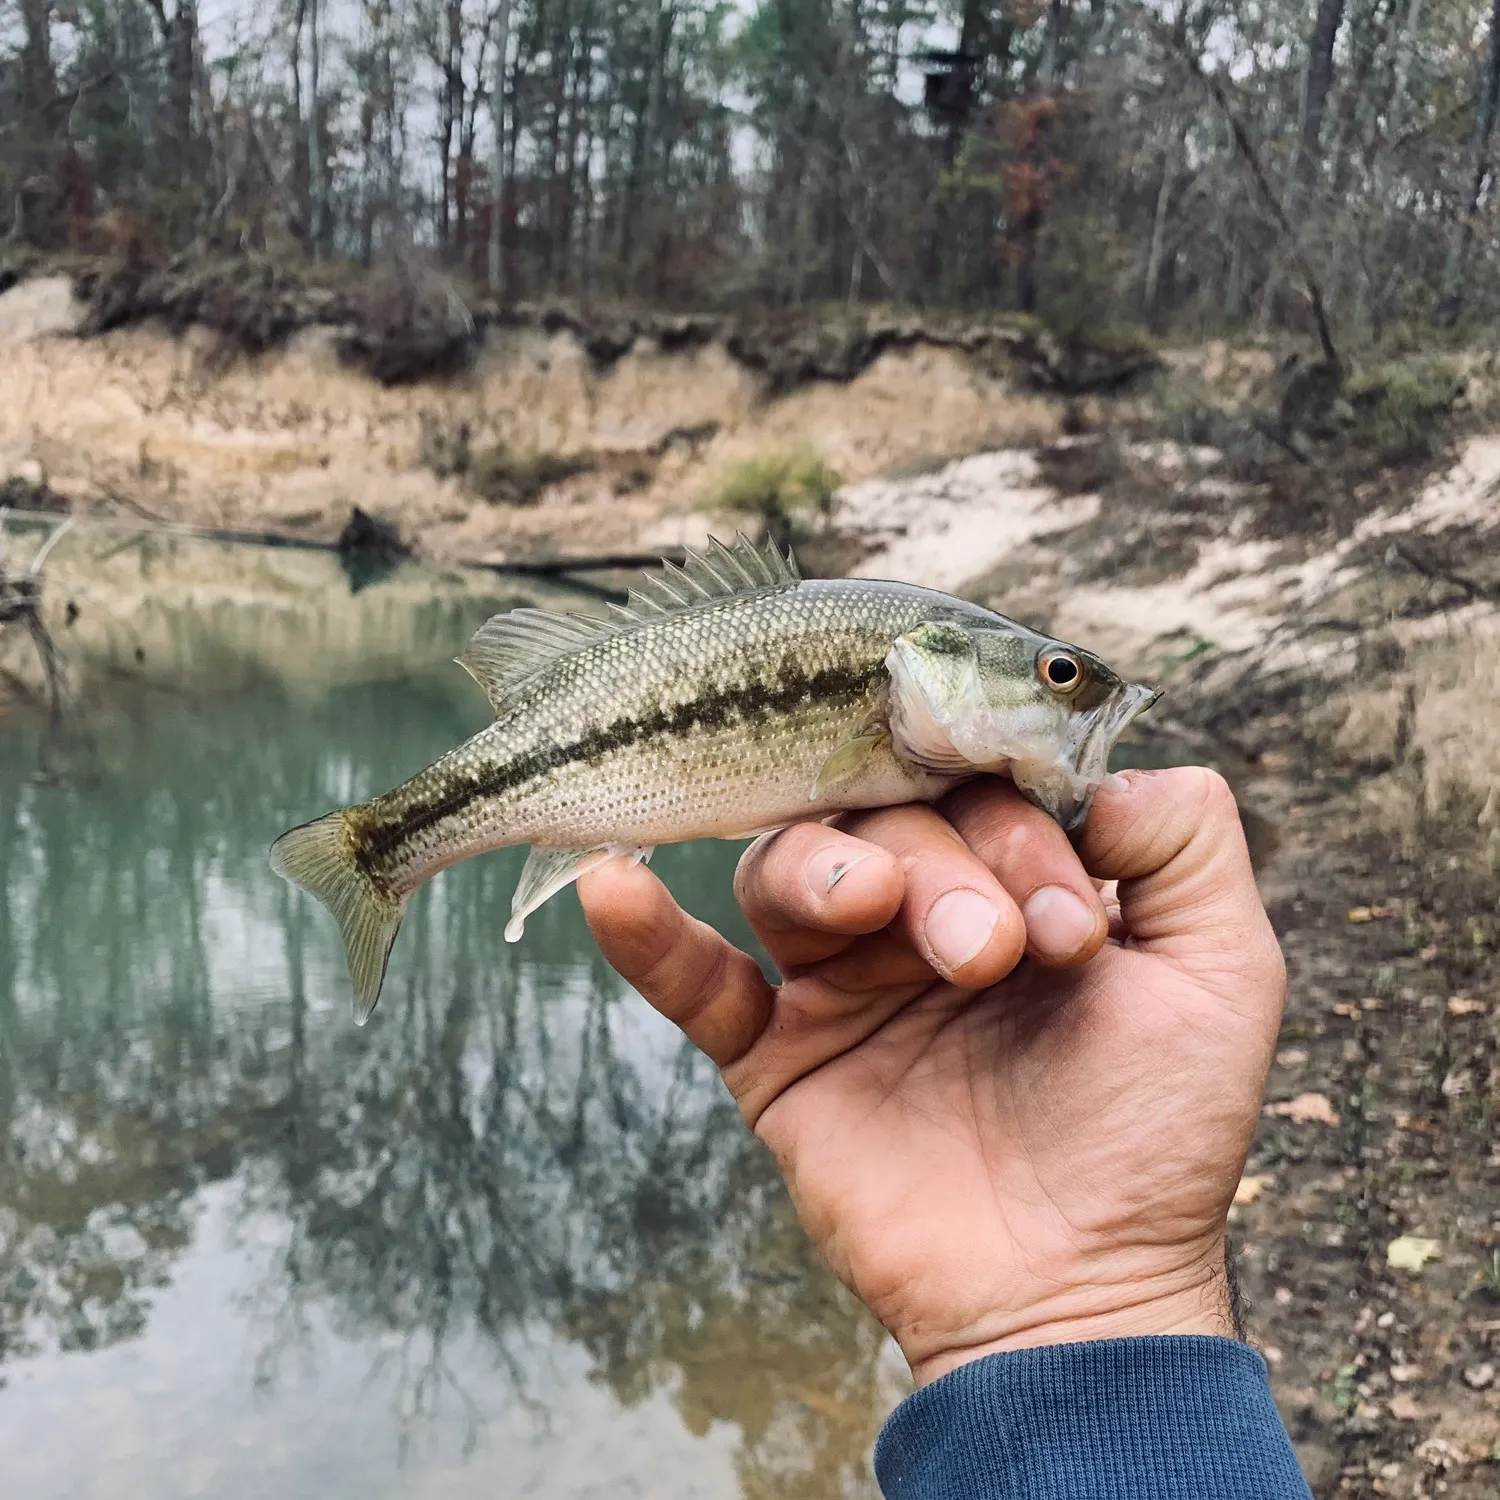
left=577, top=769, right=1287, bottom=1385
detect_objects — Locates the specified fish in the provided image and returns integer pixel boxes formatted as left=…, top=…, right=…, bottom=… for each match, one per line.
left=270, top=535, right=1159, bottom=1022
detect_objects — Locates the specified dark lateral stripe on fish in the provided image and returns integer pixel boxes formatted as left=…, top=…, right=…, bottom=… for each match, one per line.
left=354, top=659, right=881, bottom=873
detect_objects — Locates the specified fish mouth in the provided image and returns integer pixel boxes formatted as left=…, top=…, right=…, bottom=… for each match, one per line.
left=1077, top=681, right=1162, bottom=783
left=1052, top=680, right=1163, bottom=831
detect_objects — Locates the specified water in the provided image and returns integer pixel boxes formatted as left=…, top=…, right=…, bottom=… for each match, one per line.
left=0, top=627, right=902, bottom=1500
left=0, top=530, right=1243, bottom=1500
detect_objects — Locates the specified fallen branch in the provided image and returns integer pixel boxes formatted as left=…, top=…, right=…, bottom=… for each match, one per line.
left=1142, top=7, right=1341, bottom=375
left=0, top=511, right=72, bottom=732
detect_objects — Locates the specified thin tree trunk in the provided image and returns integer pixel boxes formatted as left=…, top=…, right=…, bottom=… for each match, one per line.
left=1296, top=0, right=1346, bottom=192
left=489, top=0, right=513, bottom=293
left=1144, top=129, right=1178, bottom=314
left=308, top=0, right=325, bottom=258
left=1437, top=0, right=1500, bottom=323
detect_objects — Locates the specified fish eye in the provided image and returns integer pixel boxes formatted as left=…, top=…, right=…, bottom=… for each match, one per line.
left=1039, top=649, right=1084, bottom=695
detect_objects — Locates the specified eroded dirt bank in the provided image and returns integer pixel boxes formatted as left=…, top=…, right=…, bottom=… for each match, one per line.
left=0, top=275, right=1065, bottom=563
left=2, top=275, right=1498, bottom=1498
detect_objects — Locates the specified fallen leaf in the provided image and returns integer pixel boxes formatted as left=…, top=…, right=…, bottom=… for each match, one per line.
left=1390, top=1364, right=1425, bottom=1384
left=1265, top=1092, right=1341, bottom=1126
left=1235, top=1173, right=1273, bottom=1205
left=1386, top=1235, right=1442, bottom=1272
left=1449, top=995, right=1488, bottom=1016
left=1414, top=1435, right=1465, bottom=1469
left=1441, top=1069, right=1473, bottom=1099
left=1388, top=1392, right=1423, bottom=1421
left=1348, top=903, right=1397, bottom=924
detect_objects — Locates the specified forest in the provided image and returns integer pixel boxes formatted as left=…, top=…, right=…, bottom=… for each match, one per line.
left=3, top=1, right=1500, bottom=346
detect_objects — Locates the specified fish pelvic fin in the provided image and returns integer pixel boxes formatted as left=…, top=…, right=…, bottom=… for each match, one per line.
left=270, top=811, right=407, bottom=1025
left=505, top=844, right=653, bottom=942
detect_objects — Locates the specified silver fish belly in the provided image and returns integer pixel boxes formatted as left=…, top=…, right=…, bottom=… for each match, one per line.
left=271, top=535, right=1158, bottom=1021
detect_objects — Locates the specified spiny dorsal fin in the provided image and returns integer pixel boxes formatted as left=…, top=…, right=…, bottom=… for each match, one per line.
left=458, top=533, right=801, bottom=713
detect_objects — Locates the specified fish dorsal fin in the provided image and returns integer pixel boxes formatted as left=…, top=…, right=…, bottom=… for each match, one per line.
left=458, top=609, right=610, bottom=712
left=621, top=533, right=800, bottom=619
left=458, top=533, right=801, bottom=713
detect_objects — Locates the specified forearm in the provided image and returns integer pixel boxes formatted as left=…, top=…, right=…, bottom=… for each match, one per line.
left=875, top=1336, right=1312, bottom=1500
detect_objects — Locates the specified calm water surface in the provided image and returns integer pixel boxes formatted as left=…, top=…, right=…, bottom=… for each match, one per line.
left=0, top=644, right=903, bottom=1498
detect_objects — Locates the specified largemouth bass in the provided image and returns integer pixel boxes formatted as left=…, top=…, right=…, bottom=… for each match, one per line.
left=272, top=535, right=1158, bottom=1021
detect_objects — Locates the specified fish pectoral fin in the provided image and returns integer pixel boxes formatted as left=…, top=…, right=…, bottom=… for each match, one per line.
left=505, top=844, right=652, bottom=942
left=810, top=730, right=890, bottom=801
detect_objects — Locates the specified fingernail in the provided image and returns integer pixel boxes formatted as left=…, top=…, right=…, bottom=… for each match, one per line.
left=925, top=890, right=1000, bottom=975
left=1023, top=886, right=1098, bottom=960
left=1102, top=772, right=1133, bottom=796
left=806, top=847, right=874, bottom=900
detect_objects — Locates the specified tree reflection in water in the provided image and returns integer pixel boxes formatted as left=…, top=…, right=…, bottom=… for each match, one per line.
left=0, top=672, right=902, bottom=1497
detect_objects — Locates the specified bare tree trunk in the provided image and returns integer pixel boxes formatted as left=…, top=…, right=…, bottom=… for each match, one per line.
left=489, top=0, right=513, bottom=293
left=308, top=0, right=326, bottom=258
left=1144, top=128, right=1178, bottom=315
left=18, top=0, right=55, bottom=125
left=1295, top=0, right=1346, bottom=192
left=1437, top=0, right=1500, bottom=324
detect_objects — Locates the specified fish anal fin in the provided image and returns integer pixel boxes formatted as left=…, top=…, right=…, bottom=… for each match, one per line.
left=270, top=810, right=408, bottom=1024
left=810, top=730, right=891, bottom=801
left=505, top=844, right=653, bottom=942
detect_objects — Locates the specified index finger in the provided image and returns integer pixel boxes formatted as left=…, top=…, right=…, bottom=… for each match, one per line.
left=733, top=823, right=905, bottom=970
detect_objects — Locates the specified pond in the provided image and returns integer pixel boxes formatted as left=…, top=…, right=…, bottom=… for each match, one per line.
left=0, top=531, right=1229, bottom=1500
left=0, top=540, right=907, bottom=1500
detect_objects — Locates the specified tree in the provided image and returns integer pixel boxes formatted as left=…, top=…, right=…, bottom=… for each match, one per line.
left=1438, top=0, right=1500, bottom=323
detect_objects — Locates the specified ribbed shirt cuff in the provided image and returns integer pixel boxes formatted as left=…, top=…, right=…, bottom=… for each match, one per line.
left=874, top=1335, right=1313, bottom=1500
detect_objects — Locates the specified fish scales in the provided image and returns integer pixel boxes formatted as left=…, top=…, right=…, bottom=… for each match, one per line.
left=359, top=579, right=953, bottom=889
left=271, top=536, right=1160, bottom=1022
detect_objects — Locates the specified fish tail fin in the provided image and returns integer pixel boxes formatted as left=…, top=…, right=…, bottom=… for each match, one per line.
left=270, top=810, right=406, bottom=1025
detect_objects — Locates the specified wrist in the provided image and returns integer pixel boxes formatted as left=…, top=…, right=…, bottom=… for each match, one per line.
left=901, top=1245, right=1237, bottom=1387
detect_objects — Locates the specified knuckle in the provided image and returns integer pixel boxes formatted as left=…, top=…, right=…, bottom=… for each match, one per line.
left=1187, top=765, right=1239, bottom=821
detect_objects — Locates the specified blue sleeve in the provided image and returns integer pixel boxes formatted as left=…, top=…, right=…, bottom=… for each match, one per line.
left=874, top=1336, right=1313, bottom=1500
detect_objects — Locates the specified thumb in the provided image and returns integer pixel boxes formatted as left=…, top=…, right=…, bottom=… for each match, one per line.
left=1079, top=767, right=1286, bottom=1001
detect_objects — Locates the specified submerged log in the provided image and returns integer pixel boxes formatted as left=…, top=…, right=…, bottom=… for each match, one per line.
left=0, top=516, right=72, bottom=731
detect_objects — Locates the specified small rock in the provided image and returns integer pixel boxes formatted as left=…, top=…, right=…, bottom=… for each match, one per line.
left=1448, top=995, right=1488, bottom=1017
left=1377, top=1310, right=1396, bottom=1329
left=1390, top=1364, right=1425, bottom=1383
left=1235, top=1172, right=1273, bottom=1204
left=1274, top=1286, right=1294, bottom=1307
left=1440, top=1069, right=1472, bottom=1099
left=1463, top=1363, right=1495, bottom=1390
left=1265, top=1092, right=1341, bottom=1126
left=1386, top=1235, right=1442, bottom=1272
left=1276, top=1047, right=1309, bottom=1067
left=1387, top=1392, right=1422, bottom=1421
